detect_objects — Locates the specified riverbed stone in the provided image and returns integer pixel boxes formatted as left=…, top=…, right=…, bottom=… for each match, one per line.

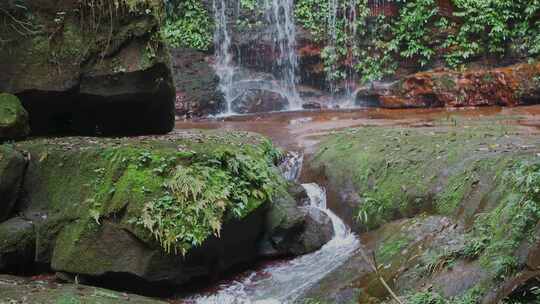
left=260, top=184, right=334, bottom=258
left=365, top=61, right=540, bottom=108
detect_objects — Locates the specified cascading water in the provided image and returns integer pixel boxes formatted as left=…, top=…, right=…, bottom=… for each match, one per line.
left=213, top=0, right=235, bottom=114
left=326, top=0, right=360, bottom=107
left=264, top=0, right=301, bottom=109
left=188, top=154, right=359, bottom=304
left=212, top=0, right=302, bottom=114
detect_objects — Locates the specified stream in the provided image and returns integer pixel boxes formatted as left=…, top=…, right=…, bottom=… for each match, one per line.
left=184, top=153, right=359, bottom=303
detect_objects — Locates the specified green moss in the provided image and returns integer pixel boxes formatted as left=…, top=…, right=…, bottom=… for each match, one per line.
left=16, top=131, right=285, bottom=257
left=462, top=160, right=540, bottom=280
left=0, top=93, right=30, bottom=139
left=376, top=233, right=412, bottom=264
left=311, top=119, right=531, bottom=230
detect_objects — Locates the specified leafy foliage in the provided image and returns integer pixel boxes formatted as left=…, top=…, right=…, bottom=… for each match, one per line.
left=137, top=143, right=284, bottom=255
left=462, top=160, right=540, bottom=280
left=162, top=0, right=213, bottom=50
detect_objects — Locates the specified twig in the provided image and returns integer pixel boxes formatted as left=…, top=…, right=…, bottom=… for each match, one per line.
left=357, top=245, right=404, bottom=304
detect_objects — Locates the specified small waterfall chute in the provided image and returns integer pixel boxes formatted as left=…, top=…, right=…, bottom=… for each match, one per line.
left=189, top=181, right=359, bottom=303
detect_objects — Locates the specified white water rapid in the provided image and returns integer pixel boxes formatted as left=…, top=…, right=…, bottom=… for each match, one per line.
left=188, top=154, right=359, bottom=303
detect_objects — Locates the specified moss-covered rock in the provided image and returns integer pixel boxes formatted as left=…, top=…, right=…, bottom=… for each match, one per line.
left=0, top=145, right=26, bottom=221
left=0, top=130, right=330, bottom=290
left=305, top=116, right=540, bottom=303
left=6, top=131, right=282, bottom=285
left=0, top=93, right=30, bottom=140
left=0, top=1, right=174, bottom=135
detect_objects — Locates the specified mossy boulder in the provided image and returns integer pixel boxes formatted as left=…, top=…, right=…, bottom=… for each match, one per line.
left=0, top=1, right=174, bottom=135
left=0, top=93, right=30, bottom=140
left=0, top=145, right=26, bottom=221
left=0, top=130, right=331, bottom=290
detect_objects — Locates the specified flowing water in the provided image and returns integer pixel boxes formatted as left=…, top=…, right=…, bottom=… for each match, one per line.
left=212, top=0, right=302, bottom=114
left=265, top=0, right=301, bottom=109
left=187, top=155, right=359, bottom=304
left=213, top=0, right=235, bottom=114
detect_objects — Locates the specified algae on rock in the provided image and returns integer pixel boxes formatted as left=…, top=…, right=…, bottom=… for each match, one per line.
left=0, top=93, right=30, bottom=140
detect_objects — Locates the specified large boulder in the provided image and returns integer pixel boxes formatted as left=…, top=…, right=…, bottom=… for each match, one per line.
left=0, top=1, right=174, bottom=135
left=0, top=93, right=30, bottom=140
left=362, top=62, right=540, bottom=108
left=0, top=145, right=26, bottom=221
left=0, top=131, right=331, bottom=292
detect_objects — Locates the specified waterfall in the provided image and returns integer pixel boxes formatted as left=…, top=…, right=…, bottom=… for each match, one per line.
left=278, top=151, right=304, bottom=182
left=326, top=0, right=339, bottom=97
left=213, top=0, right=235, bottom=114
left=264, top=0, right=301, bottom=110
left=212, top=0, right=302, bottom=115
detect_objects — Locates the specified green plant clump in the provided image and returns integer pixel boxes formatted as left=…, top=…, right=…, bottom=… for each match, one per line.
left=462, top=160, right=540, bottom=280
left=162, top=0, right=213, bottom=50
left=138, top=144, right=284, bottom=255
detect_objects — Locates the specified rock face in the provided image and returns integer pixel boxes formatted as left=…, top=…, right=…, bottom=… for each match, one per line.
left=0, top=1, right=175, bottom=135
left=359, top=62, right=540, bottom=108
left=0, top=146, right=26, bottom=222
left=171, top=48, right=225, bottom=117
left=232, top=89, right=289, bottom=114
left=0, top=94, right=30, bottom=140
left=0, top=131, right=332, bottom=291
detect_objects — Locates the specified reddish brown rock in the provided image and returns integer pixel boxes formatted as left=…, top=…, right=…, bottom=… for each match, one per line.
left=367, top=62, right=540, bottom=108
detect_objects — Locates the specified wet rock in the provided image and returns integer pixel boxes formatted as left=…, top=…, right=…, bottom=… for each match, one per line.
left=302, top=102, right=322, bottom=110
left=0, top=94, right=30, bottom=140
left=0, top=145, right=26, bottom=222
left=171, top=48, right=225, bottom=117
left=368, top=62, right=540, bottom=108
left=232, top=89, right=289, bottom=114
left=290, top=207, right=334, bottom=255
left=259, top=185, right=333, bottom=257
left=0, top=1, right=175, bottom=135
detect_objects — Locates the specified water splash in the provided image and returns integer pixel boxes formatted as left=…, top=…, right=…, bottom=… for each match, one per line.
left=188, top=183, right=359, bottom=303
